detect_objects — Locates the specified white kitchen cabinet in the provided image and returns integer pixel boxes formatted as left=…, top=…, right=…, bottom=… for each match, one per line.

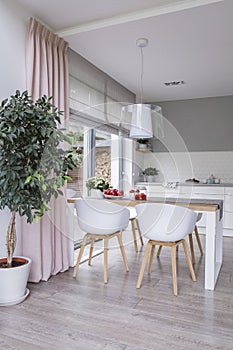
left=224, top=195, right=233, bottom=212
left=224, top=188, right=233, bottom=212
left=224, top=188, right=233, bottom=195
left=136, top=182, right=233, bottom=236
left=142, top=183, right=182, bottom=198
left=223, top=188, right=233, bottom=235
left=223, top=212, right=233, bottom=229
left=181, top=186, right=224, bottom=228
left=181, top=185, right=224, bottom=197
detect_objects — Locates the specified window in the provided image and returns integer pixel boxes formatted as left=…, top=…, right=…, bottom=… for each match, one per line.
left=67, top=120, right=123, bottom=198
left=68, top=48, right=135, bottom=249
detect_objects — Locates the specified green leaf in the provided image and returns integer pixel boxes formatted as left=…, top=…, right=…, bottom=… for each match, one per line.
left=63, top=175, right=72, bottom=182
left=34, top=215, right=40, bottom=224
left=25, top=176, right=32, bottom=184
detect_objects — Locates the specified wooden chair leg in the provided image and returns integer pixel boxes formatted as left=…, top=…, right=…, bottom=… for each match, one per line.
left=73, top=234, right=88, bottom=278
left=117, top=232, right=129, bottom=272
left=148, top=244, right=156, bottom=273
left=130, top=219, right=138, bottom=253
left=188, top=233, right=195, bottom=264
left=135, top=218, right=144, bottom=246
left=194, top=225, right=203, bottom=256
left=104, top=238, right=108, bottom=284
left=171, top=244, right=178, bottom=296
left=136, top=242, right=151, bottom=288
left=157, top=245, right=179, bottom=258
left=88, top=238, right=95, bottom=266
left=182, top=239, right=196, bottom=281
left=156, top=245, right=162, bottom=257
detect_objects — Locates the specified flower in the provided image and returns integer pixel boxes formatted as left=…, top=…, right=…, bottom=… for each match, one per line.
left=86, top=177, right=110, bottom=192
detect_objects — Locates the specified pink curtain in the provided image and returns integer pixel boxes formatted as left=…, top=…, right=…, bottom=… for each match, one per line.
left=22, top=17, right=70, bottom=282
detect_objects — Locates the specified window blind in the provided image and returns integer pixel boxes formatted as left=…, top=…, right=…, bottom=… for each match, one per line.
left=68, top=48, right=135, bottom=135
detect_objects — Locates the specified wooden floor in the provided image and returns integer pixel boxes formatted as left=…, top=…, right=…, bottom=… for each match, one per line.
left=1, top=233, right=233, bottom=350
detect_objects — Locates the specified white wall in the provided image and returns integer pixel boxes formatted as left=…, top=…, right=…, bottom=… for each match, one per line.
left=133, top=95, right=233, bottom=184
left=152, top=96, right=233, bottom=152
left=0, top=0, right=29, bottom=257
left=142, top=151, right=233, bottom=184
left=0, top=0, right=29, bottom=99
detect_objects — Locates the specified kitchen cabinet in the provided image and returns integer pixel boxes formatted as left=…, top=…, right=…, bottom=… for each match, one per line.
left=136, top=182, right=233, bottom=236
left=223, top=188, right=233, bottom=232
left=181, top=186, right=224, bottom=228
left=144, top=183, right=182, bottom=198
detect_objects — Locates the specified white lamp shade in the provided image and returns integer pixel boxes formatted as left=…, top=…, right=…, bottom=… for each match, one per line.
left=129, top=104, right=153, bottom=139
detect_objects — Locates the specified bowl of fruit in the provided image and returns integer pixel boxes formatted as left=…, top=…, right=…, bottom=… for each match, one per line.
left=103, top=188, right=124, bottom=199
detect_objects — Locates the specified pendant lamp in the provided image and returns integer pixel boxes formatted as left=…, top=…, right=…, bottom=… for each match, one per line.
left=128, top=38, right=162, bottom=139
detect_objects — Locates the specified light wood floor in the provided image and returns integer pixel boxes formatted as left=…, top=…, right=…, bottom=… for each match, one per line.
left=1, top=234, right=233, bottom=350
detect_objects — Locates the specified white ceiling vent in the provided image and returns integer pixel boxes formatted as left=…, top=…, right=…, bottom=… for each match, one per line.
left=164, top=80, right=185, bottom=86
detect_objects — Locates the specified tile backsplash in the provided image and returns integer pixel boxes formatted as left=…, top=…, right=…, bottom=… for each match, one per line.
left=142, top=151, right=233, bottom=183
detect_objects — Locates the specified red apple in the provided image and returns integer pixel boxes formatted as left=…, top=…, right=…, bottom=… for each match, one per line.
left=140, top=193, right=147, bottom=200
left=112, top=189, right=118, bottom=196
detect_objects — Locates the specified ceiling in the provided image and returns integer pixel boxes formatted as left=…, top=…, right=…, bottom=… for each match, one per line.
left=16, top=0, right=233, bottom=102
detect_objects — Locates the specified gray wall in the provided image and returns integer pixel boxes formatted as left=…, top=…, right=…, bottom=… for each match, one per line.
left=151, top=95, right=233, bottom=152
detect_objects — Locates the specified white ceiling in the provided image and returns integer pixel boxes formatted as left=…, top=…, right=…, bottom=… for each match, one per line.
left=16, top=0, right=233, bottom=102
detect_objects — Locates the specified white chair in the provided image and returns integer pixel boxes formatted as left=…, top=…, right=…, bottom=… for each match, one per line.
left=157, top=212, right=203, bottom=264
left=188, top=212, right=204, bottom=263
left=135, top=203, right=197, bottom=296
left=73, top=199, right=130, bottom=284
left=129, top=208, right=144, bottom=252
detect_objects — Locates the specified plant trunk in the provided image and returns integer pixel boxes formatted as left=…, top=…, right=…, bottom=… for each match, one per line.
left=6, top=211, right=16, bottom=268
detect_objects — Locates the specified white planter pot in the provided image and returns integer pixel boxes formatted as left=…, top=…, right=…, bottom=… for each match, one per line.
left=138, top=143, right=147, bottom=150
left=90, top=189, right=104, bottom=198
left=0, top=256, right=31, bottom=306
left=146, top=175, right=156, bottom=182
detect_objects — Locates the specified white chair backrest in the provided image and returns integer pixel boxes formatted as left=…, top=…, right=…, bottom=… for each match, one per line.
left=129, top=207, right=137, bottom=220
left=196, top=212, right=203, bottom=222
left=75, top=199, right=130, bottom=235
left=136, top=203, right=197, bottom=242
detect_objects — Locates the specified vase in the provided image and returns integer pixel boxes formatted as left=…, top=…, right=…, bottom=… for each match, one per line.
left=90, top=189, right=104, bottom=198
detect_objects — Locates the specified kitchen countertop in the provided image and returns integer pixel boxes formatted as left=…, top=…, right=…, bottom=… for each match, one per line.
left=136, top=182, right=233, bottom=187
left=179, top=182, right=233, bottom=187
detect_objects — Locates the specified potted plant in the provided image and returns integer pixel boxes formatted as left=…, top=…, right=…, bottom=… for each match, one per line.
left=142, top=167, right=159, bottom=182
left=86, top=176, right=110, bottom=197
left=0, top=90, right=81, bottom=306
left=136, top=138, right=149, bottom=151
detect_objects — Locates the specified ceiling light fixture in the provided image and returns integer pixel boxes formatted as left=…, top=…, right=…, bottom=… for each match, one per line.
left=126, top=38, right=162, bottom=139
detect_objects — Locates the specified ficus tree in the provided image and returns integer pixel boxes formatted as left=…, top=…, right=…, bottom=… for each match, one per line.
left=0, top=90, right=82, bottom=267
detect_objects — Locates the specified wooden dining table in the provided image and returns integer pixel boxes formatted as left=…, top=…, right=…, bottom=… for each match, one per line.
left=67, top=196, right=223, bottom=291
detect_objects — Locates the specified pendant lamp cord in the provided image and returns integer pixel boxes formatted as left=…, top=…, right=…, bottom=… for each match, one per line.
left=140, top=46, right=144, bottom=104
